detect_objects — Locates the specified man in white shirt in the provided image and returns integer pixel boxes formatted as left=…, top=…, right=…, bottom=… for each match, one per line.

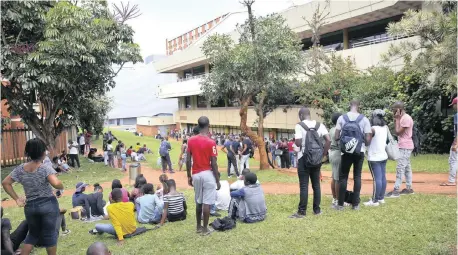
left=68, top=139, right=80, bottom=168
left=290, top=108, right=330, bottom=218
left=79, top=133, right=86, bottom=155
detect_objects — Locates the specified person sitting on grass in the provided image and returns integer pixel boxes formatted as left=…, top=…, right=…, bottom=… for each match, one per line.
left=155, top=174, right=169, bottom=201
left=215, top=172, right=231, bottom=211
left=159, top=180, right=187, bottom=225
left=52, top=156, right=65, bottom=174
left=230, top=169, right=260, bottom=191
left=109, top=180, right=130, bottom=203
left=86, top=242, right=111, bottom=255
left=130, top=174, right=147, bottom=202
left=228, top=173, right=267, bottom=223
left=87, top=183, right=106, bottom=218
left=72, top=182, right=91, bottom=220
left=1, top=206, right=28, bottom=255
left=136, top=184, right=163, bottom=224
left=90, top=188, right=136, bottom=246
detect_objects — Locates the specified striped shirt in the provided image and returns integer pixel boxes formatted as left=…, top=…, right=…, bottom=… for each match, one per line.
left=10, top=163, right=57, bottom=202
left=163, top=193, right=185, bottom=215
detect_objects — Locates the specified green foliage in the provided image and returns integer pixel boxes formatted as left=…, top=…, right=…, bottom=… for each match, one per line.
left=382, top=3, right=457, bottom=93
left=201, top=14, right=303, bottom=114
left=1, top=0, right=142, bottom=148
left=77, top=95, right=112, bottom=135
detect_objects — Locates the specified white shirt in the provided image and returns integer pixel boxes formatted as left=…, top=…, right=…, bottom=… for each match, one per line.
left=68, top=142, right=78, bottom=154
left=215, top=180, right=231, bottom=211
left=79, top=136, right=85, bottom=145
left=367, top=126, right=388, bottom=161
left=294, top=120, right=329, bottom=159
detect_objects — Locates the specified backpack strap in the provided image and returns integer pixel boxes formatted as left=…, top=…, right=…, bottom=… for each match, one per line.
left=314, top=122, right=320, bottom=130
left=298, top=121, right=310, bottom=131
left=355, top=114, right=364, bottom=124
left=343, top=114, right=350, bottom=123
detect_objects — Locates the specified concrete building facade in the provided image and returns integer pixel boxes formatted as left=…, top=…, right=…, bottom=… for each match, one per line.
left=154, top=0, right=425, bottom=138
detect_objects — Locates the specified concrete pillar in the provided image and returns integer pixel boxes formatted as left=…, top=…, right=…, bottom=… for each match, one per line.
left=177, top=70, right=184, bottom=79
left=343, top=28, right=349, bottom=50
left=205, top=64, right=210, bottom=73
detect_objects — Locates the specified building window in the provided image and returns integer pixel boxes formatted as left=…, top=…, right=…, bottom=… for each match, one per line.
left=210, top=98, right=225, bottom=108
left=197, top=96, right=207, bottom=108
left=184, top=96, right=192, bottom=109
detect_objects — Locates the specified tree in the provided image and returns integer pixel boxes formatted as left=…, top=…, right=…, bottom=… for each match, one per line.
left=201, top=14, right=303, bottom=169
left=76, top=95, right=112, bottom=138
left=382, top=1, right=457, bottom=93
left=1, top=1, right=142, bottom=152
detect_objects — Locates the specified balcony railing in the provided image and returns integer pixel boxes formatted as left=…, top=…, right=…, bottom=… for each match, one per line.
left=350, top=34, right=409, bottom=48
left=177, top=73, right=208, bottom=83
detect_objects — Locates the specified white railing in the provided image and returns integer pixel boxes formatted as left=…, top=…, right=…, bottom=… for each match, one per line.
left=350, top=35, right=409, bottom=48
left=176, top=73, right=208, bottom=83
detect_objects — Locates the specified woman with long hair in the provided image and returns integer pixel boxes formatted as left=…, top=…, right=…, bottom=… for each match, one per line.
left=2, top=138, right=64, bottom=255
left=130, top=174, right=147, bottom=202
left=365, top=109, right=389, bottom=207
left=109, top=179, right=130, bottom=203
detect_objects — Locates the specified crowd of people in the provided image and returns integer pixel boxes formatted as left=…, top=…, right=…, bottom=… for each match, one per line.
left=1, top=97, right=456, bottom=254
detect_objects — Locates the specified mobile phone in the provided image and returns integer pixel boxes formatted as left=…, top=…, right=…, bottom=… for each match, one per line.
left=56, top=190, right=62, bottom=197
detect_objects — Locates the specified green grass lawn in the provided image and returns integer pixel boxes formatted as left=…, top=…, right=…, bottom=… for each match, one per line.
left=93, top=129, right=259, bottom=170
left=321, top=153, right=449, bottom=174
left=2, top=192, right=455, bottom=255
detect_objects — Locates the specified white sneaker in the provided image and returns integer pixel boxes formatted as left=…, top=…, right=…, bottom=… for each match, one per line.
left=378, top=199, right=385, bottom=204
left=344, top=202, right=351, bottom=207
left=364, top=200, right=380, bottom=207
left=331, top=198, right=337, bottom=206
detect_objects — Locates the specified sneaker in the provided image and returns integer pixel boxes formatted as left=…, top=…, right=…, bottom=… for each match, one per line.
left=400, top=188, right=414, bottom=195
left=385, top=190, right=400, bottom=198
left=332, top=204, right=344, bottom=211
left=61, top=229, right=71, bottom=236
left=313, top=211, right=322, bottom=216
left=227, top=175, right=233, bottom=179
left=210, top=212, right=221, bottom=217
left=169, top=170, right=175, bottom=174
left=331, top=198, right=337, bottom=206
left=378, top=199, right=386, bottom=204
left=344, top=202, right=352, bottom=207
left=288, top=213, right=305, bottom=219
left=352, top=205, right=360, bottom=210
left=363, top=200, right=380, bottom=207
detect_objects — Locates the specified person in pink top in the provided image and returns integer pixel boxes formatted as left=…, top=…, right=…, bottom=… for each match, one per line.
left=109, top=179, right=130, bottom=203
left=386, top=102, right=414, bottom=198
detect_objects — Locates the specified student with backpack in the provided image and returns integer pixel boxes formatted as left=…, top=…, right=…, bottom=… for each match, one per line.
left=289, top=108, right=331, bottom=218
left=386, top=102, right=415, bottom=198
left=333, top=100, right=372, bottom=211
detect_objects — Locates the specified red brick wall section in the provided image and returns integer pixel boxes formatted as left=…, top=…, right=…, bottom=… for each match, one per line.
left=136, top=125, right=177, bottom=137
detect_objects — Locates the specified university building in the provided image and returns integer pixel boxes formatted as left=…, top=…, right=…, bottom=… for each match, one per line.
left=154, top=0, right=428, bottom=139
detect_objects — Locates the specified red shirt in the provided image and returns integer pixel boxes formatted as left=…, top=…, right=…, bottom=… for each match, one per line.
left=187, top=135, right=217, bottom=175
left=287, top=141, right=294, bottom=152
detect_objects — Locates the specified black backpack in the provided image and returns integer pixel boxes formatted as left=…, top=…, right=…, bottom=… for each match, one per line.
left=340, top=114, right=365, bottom=155
left=298, top=122, right=324, bottom=167
left=412, top=123, right=422, bottom=156
left=210, top=216, right=236, bottom=231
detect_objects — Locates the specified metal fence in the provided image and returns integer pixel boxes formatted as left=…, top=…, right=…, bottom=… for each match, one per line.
left=1, top=128, right=69, bottom=167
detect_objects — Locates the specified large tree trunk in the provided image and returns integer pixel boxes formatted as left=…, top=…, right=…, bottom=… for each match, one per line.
left=25, top=118, right=59, bottom=157
left=239, top=96, right=269, bottom=170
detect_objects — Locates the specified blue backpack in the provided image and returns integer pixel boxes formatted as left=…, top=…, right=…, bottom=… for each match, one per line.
left=340, top=114, right=365, bottom=155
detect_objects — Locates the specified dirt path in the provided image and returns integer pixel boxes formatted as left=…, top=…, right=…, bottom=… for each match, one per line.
left=2, top=165, right=455, bottom=208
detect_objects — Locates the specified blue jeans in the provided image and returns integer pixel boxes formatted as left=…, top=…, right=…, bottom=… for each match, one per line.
left=289, top=152, right=296, bottom=168
left=368, top=160, right=387, bottom=202
left=121, top=153, right=127, bottom=170
left=137, top=204, right=164, bottom=223
left=95, top=223, right=117, bottom=237
left=24, top=196, right=59, bottom=247
left=210, top=204, right=217, bottom=214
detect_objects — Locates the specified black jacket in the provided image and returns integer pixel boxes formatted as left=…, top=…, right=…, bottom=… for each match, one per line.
left=87, top=192, right=106, bottom=217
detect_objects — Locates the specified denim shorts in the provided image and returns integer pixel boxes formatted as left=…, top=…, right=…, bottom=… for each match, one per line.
left=24, top=196, right=59, bottom=247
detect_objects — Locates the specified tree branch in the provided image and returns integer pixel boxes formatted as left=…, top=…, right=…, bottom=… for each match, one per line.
left=15, top=27, right=24, bottom=46
left=1, top=26, right=8, bottom=47
left=112, top=62, right=125, bottom=77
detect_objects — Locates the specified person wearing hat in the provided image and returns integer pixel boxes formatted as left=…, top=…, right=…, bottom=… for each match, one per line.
left=441, top=97, right=458, bottom=186
left=228, top=172, right=267, bottom=223
left=72, top=182, right=91, bottom=220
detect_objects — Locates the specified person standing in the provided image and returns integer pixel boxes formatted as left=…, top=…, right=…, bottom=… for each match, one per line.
left=178, top=139, right=188, bottom=172
left=334, top=100, right=372, bottom=210
left=79, top=134, right=86, bottom=155
left=386, top=102, right=415, bottom=197
left=280, top=138, right=290, bottom=169
left=364, top=110, right=389, bottom=206
left=186, top=116, right=220, bottom=235
left=160, top=137, right=174, bottom=174
left=288, top=138, right=296, bottom=168
left=68, top=139, right=81, bottom=168
left=290, top=108, right=330, bottom=218
left=2, top=138, right=64, bottom=255
left=240, top=134, right=252, bottom=171
left=232, top=136, right=242, bottom=171
left=221, top=136, right=239, bottom=178
left=329, top=112, right=342, bottom=206
left=84, top=131, right=92, bottom=155
left=442, top=97, right=458, bottom=186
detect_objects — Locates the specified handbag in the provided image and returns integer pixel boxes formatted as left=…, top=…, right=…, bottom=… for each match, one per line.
left=274, top=149, right=283, bottom=156
left=385, top=126, right=400, bottom=161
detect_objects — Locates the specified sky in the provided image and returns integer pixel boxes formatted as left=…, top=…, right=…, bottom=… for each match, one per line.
left=106, top=0, right=305, bottom=119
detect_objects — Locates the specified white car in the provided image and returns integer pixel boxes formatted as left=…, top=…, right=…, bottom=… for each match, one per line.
left=125, top=127, right=136, bottom=133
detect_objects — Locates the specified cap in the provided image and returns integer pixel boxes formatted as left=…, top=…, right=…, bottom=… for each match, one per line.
left=450, top=97, right=458, bottom=106
left=75, top=182, right=88, bottom=192
left=244, top=172, right=257, bottom=185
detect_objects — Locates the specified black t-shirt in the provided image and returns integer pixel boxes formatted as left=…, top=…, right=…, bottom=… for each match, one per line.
left=242, top=139, right=253, bottom=155
left=232, top=141, right=241, bottom=154
left=1, top=218, right=12, bottom=250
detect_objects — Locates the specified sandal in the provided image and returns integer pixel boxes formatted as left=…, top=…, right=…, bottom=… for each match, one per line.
left=200, top=227, right=214, bottom=236
left=440, top=182, right=456, bottom=186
